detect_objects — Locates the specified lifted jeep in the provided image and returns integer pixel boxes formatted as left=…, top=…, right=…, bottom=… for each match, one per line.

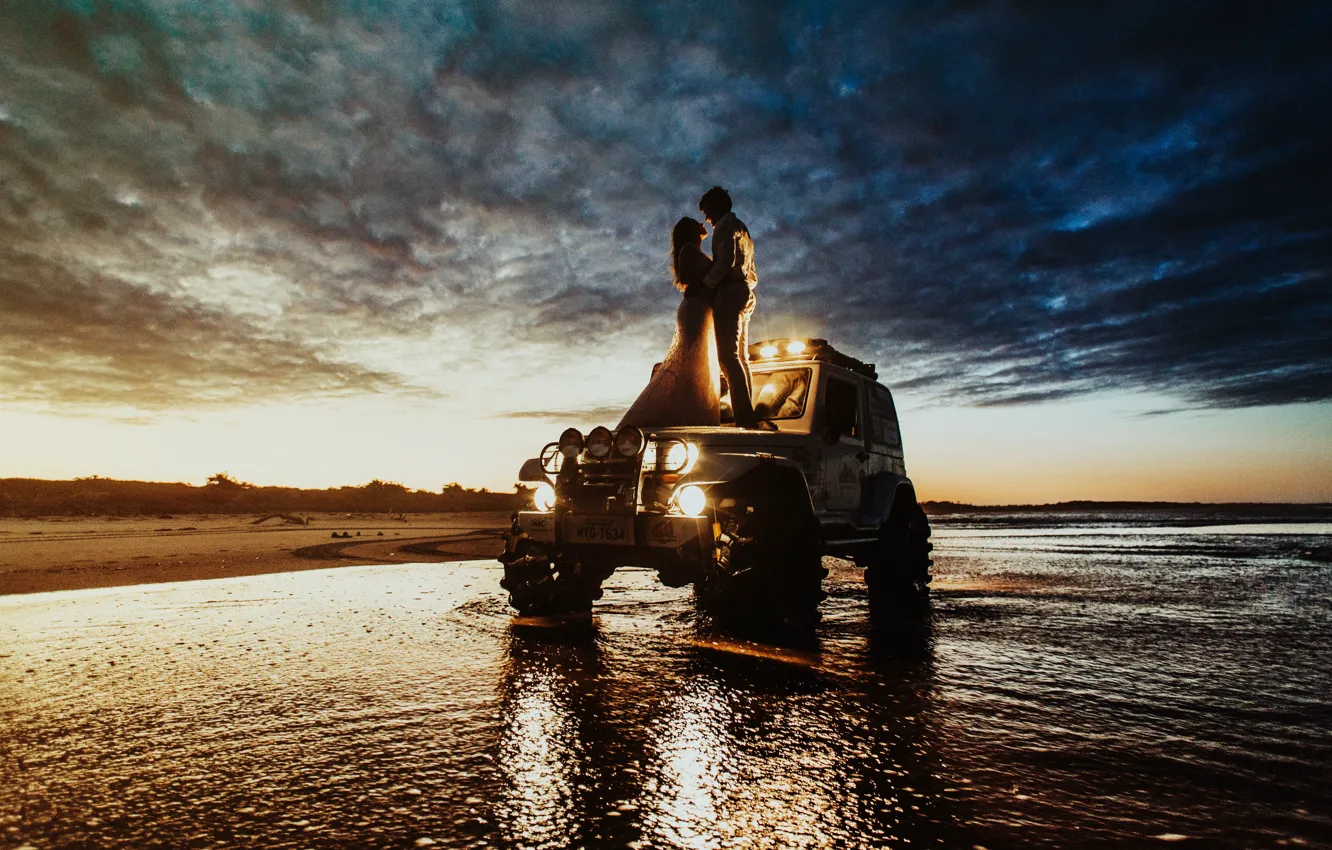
left=500, top=338, right=932, bottom=629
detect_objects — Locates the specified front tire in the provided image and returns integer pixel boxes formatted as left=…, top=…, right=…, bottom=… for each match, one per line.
left=499, top=537, right=603, bottom=616
left=696, top=500, right=827, bottom=633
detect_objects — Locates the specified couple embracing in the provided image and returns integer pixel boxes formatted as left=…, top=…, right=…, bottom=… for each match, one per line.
left=620, top=186, right=770, bottom=430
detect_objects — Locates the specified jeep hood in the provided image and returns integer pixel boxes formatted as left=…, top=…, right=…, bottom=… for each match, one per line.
left=646, top=425, right=808, bottom=451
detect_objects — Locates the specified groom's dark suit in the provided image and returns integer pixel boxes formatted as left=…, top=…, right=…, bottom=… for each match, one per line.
left=704, top=211, right=758, bottom=427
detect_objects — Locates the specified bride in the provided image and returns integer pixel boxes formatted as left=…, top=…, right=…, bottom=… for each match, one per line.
left=618, top=217, right=722, bottom=428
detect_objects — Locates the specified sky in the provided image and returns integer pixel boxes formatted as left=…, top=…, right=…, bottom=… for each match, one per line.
left=1, top=0, right=1330, bottom=503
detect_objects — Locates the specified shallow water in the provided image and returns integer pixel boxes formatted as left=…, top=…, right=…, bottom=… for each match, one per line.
left=2, top=518, right=1331, bottom=848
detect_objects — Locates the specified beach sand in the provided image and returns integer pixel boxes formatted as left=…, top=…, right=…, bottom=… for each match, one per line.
left=0, top=511, right=510, bottom=596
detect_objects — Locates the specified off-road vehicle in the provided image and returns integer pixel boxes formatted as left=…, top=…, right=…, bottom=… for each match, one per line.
left=500, top=338, right=932, bottom=628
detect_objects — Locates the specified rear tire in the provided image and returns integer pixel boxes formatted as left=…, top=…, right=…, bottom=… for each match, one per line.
left=864, top=500, right=933, bottom=606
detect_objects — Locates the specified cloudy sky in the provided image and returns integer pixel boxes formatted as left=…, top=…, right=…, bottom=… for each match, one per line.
left=1, top=0, right=1329, bottom=502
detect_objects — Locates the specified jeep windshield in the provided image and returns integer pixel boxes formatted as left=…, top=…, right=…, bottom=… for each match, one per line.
left=721, top=367, right=811, bottom=421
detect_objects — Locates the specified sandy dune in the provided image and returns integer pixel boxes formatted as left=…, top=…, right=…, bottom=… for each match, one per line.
left=0, top=512, right=510, bottom=595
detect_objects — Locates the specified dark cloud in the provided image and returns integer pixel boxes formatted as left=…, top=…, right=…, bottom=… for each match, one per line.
left=0, top=0, right=1328, bottom=411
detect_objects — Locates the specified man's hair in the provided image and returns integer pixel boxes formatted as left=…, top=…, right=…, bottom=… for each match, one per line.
left=698, top=186, right=732, bottom=217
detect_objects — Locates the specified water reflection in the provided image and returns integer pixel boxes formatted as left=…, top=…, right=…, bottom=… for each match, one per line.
left=495, top=622, right=648, bottom=848
left=492, top=599, right=963, bottom=849
left=497, top=655, right=579, bottom=845
left=642, top=677, right=731, bottom=848
left=7, top=519, right=1328, bottom=847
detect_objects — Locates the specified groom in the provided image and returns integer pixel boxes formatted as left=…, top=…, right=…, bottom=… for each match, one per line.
left=699, top=186, right=760, bottom=428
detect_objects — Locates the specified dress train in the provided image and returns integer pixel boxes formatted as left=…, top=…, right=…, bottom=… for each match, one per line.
left=617, top=295, right=721, bottom=429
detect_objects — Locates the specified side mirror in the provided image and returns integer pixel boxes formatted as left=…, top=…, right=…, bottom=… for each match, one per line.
left=517, top=458, right=548, bottom=483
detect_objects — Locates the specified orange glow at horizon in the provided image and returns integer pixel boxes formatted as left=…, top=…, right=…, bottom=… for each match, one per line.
left=1, top=389, right=1329, bottom=504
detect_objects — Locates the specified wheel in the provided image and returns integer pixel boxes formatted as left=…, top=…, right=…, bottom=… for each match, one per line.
left=864, top=500, right=933, bottom=604
left=696, top=504, right=828, bottom=632
left=499, top=536, right=603, bottom=616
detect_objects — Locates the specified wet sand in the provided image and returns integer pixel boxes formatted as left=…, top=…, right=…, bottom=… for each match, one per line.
left=0, top=512, right=509, bottom=596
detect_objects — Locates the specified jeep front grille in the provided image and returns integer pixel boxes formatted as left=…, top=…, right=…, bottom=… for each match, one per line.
left=568, top=454, right=640, bottom=514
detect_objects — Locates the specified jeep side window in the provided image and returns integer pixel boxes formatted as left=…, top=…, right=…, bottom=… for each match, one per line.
left=824, top=377, right=861, bottom=442
left=870, top=384, right=901, bottom=448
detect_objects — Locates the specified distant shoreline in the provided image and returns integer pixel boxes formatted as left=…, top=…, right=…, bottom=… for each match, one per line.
left=924, top=500, right=1332, bottom=514
left=0, top=511, right=511, bottom=597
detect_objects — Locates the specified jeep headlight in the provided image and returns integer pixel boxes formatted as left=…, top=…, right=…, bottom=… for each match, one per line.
left=664, top=441, right=689, bottom=471
left=675, top=484, right=707, bottom=517
left=532, top=482, right=556, bottom=512
left=660, top=440, right=698, bottom=474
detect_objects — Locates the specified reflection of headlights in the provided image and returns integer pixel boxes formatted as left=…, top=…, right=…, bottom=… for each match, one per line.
left=759, top=344, right=778, bottom=358
left=786, top=339, right=806, bottom=354
left=587, top=426, right=613, bottom=459
left=558, top=428, right=583, bottom=458
left=675, top=484, right=707, bottom=517
left=614, top=425, right=644, bottom=458
left=533, top=482, right=556, bottom=512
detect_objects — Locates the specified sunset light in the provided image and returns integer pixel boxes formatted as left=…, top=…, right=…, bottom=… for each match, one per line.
left=4, top=5, right=1331, bottom=850
left=0, top=0, right=1327, bottom=501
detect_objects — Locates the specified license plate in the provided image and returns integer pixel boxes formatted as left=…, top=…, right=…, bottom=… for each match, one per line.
left=565, top=516, right=634, bottom=546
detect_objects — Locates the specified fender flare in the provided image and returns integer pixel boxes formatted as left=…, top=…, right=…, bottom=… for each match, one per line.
left=863, top=473, right=918, bottom=527
left=691, top=457, right=817, bottom=528
left=886, top=481, right=919, bottom=526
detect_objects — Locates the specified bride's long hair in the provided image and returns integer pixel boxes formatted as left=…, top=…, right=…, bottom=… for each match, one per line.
left=669, top=216, right=705, bottom=292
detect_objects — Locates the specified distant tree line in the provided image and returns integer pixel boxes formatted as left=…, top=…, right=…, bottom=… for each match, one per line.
left=922, top=500, right=1331, bottom=519
left=0, top=474, right=532, bottom=517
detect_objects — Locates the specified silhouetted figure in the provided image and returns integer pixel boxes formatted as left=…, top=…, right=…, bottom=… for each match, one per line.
left=618, top=217, right=722, bottom=428
left=699, top=186, right=759, bottom=428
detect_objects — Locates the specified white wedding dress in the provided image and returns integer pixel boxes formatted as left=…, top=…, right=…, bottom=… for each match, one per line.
left=617, top=245, right=721, bottom=429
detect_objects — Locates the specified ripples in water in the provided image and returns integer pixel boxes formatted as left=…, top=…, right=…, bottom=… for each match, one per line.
left=2, top=520, right=1330, bottom=848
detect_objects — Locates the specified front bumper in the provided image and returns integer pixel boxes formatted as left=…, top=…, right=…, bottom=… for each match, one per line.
left=516, top=510, right=713, bottom=551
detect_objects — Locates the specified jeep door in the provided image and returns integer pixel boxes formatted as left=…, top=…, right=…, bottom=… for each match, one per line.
left=861, top=383, right=907, bottom=521
left=821, top=373, right=866, bottom=512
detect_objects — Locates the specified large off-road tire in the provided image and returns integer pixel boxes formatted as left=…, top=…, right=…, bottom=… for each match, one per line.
left=695, top=478, right=828, bottom=632
left=698, top=533, right=827, bottom=632
left=863, top=500, right=933, bottom=606
left=499, top=537, right=604, bottom=617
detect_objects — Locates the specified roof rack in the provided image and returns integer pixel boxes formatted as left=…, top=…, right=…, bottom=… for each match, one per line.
left=746, top=338, right=878, bottom=379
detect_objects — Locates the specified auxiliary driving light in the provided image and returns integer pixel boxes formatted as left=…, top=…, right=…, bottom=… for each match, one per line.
left=759, top=343, right=779, bottom=358
left=558, top=427, right=584, bottom=458
left=675, top=484, right=707, bottom=517
left=587, top=426, right=614, bottom=459
left=533, top=482, right=556, bottom=512
left=614, top=425, right=644, bottom=457
left=786, top=339, right=807, bottom=354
